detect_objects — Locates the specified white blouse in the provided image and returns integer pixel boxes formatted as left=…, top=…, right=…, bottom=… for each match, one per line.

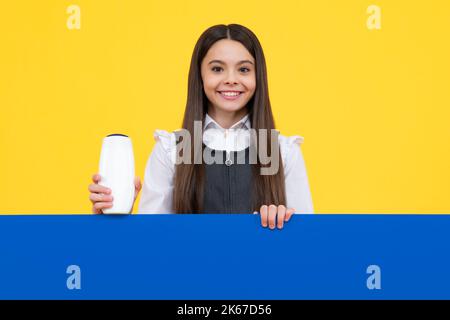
left=137, top=113, right=314, bottom=214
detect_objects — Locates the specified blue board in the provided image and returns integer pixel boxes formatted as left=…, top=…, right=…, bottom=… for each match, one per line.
left=0, top=214, right=449, bottom=299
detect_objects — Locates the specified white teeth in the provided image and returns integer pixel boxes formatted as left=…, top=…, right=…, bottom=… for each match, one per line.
left=220, top=92, right=241, bottom=97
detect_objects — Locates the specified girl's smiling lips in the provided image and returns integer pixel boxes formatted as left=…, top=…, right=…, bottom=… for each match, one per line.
left=217, top=90, right=244, bottom=100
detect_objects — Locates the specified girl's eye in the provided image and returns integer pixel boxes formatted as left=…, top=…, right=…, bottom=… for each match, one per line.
left=240, top=67, right=251, bottom=73
left=211, top=66, right=223, bottom=72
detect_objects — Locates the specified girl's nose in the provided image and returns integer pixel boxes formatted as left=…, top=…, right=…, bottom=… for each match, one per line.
left=224, top=71, right=238, bottom=85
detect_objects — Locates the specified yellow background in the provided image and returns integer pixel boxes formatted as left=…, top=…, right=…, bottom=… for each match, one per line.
left=1, top=0, right=449, bottom=214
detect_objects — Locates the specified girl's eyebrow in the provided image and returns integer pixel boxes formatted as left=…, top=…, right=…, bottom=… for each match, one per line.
left=208, top=59, right=254, bottom=65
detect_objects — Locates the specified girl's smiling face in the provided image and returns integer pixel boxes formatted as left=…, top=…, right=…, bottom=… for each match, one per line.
left=201, top=39, right=256, bottom=118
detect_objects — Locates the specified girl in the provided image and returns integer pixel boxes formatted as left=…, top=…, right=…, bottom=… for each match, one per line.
left=88, top=24, right=314, bottom=229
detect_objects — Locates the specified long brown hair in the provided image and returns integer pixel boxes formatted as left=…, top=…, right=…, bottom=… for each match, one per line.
left=172, top=24, right=286, bottom=213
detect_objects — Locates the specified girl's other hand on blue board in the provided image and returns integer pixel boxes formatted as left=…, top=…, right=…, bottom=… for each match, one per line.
left=254, top=205, right=295, bottom=230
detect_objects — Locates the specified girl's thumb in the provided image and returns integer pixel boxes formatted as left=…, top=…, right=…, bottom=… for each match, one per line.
left=135, top=177, right=142, bottom=191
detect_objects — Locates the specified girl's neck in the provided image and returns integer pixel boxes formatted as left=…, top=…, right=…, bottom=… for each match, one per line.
left=207, top=106, right=248, bottom=129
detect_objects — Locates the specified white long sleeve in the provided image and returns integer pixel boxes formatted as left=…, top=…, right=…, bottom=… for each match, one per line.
left=280, top=136, right=314, bottom=214
left=137, top=132, right=175, bottom=214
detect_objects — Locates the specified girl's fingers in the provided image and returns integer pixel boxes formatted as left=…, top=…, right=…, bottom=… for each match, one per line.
left=134, top=176, right=142, bottom=192
left=88, top=183, right=111, bottom=194
left=260, top=205, right=268, bottom=227
left=268, top=205, right=277, bottom=229
left=93, top=202, right=113, bottom=212
left=89, top=174, right=110, bottom=194
left=285, top=208, right=295, bottom=222
left=92, top=204, right=107, bottom=214
left=133, top=177, right=142, bottom=201
left=92, top=173, right=101, bottom=183
left=257, top=205, right=295, bottom=229
left=89, top=193, right=113, bottom=203
left=89, top=173, right=112, bottom=214
left=277, top=205, right=286, bottom=229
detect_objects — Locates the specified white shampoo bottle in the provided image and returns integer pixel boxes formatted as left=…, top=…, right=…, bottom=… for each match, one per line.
left=98, top=134, right=135, bottom=214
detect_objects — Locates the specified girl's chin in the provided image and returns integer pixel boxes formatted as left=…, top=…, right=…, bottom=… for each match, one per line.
left=213, top=103, right=247, bottom=113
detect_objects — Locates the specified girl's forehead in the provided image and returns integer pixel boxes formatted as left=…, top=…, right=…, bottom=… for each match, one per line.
left=204, top=39, right=254, bottom=63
